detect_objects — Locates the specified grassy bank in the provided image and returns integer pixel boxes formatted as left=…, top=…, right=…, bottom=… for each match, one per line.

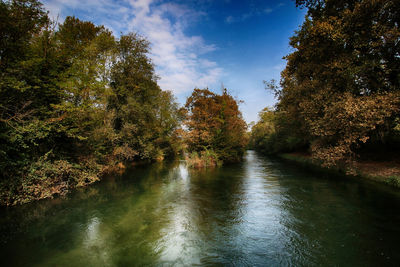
left=279, top=153, right=400, bottom=188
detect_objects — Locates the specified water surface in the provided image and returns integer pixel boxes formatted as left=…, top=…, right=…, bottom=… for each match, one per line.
left=1, top=151, right=400, bottom=266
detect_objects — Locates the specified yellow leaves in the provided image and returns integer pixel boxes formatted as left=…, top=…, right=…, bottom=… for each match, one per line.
left=307, top=91, right=400, bottom=165
left=47, top=113, right=67, bottom=123
left=112, top=144, right=138, bottom=161
left=275, top=0, right=400, bottom=166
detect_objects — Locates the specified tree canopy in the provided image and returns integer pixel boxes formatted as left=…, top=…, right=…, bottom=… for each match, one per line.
left=0, top=0, right=182, bottom=205
left=251, top=0, right=400, bottom=166
left=184, top=88, right=247, bottom=164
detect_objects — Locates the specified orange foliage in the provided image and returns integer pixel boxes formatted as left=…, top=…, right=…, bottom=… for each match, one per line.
left=184, top=88, right=247, bottom=162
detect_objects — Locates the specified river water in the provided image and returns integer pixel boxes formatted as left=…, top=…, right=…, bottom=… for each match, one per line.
left=1, top=151, right=400, bottom=266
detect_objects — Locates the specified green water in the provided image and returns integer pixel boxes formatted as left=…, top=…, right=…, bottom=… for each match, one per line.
left=1, top=151, right=400, bottom=266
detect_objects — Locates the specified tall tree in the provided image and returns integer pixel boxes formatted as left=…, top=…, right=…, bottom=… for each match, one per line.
left=185, top=88, right=247, bottom=162
left=252, top=0, right=400, bottom=165
left=0, top=1, right=182, bottom=205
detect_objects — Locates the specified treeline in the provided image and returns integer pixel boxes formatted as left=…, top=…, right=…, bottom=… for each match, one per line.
left=0, top=0, right=247, bottom=205
left=0, top=0, right=182, bottom=205
left=250, top=0, right=400, bottom=166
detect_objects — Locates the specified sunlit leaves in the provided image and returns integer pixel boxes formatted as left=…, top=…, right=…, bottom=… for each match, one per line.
left=184, top=88, right=247, bottom=162
left=253, top=0, right=400, bottom=165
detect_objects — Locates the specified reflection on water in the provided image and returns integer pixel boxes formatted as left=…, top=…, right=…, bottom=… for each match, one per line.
left=1, top=151, right=400, bottom=266
left=82, top=216, right=110, bottom=265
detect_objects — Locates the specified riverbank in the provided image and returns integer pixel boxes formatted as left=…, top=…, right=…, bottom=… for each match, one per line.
left=279, top=153, right=400, bottom=188
left=0, top=159, right=151, bottom=207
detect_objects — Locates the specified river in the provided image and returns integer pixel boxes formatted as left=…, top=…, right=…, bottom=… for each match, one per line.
left=1, top=150, right=400, bottom=266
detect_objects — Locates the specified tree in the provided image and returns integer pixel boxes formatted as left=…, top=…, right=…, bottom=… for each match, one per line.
left=107, top=33, right=181, bottom=161
left=253, top=0, right=400, bottom=166
left=0, top=0, right=182, bottom=205
left=184, top=88, right=247, bottom=163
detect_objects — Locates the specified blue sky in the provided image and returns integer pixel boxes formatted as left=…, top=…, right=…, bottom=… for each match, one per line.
left=42, top=0, right=306, bottom=123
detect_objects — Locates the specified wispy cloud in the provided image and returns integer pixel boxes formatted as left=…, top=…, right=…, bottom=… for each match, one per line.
left=264, top=8, right=273, bottom=14
left=43, top=0, right=222, bottom=94
left=224, top=2, right=284, bottom=24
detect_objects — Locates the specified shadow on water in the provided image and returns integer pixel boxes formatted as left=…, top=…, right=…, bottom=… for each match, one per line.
left=0, top=151, right=400, bottom=266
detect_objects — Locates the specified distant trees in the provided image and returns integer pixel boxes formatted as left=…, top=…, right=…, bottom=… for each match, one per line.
left=184, top=88, right=247, bottom=166
left=251, top=0, right=400, bottom=165
left=0, top=0, right=181, bottom=205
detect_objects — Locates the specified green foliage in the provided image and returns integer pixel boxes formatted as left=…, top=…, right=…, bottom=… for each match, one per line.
left=386, top=176, right=400, bottom=188
left=249, top=108, right=306, bottom=154
left=0, top=0, right=182, bottom=205
left=0, top=0, right=49, bottom=66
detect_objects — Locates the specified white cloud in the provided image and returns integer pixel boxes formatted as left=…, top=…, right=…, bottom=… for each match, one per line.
left=127, top=0, right=222, bottom=93
left=43, top=0, right=222, bottom=94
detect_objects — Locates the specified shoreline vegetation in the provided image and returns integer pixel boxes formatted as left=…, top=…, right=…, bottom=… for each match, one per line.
left=0, top=0, right=184, bottom=206
left=0, top=1, right=247, bottom=206
left=183, top=88, right=248, bottom=169
left=1, top=0, right=400, bottom=206
left=249, top=0, right=400, bottom=188
left=278, top=153, right=400, bottom=188
left=185, top=150, right=223, bottom=169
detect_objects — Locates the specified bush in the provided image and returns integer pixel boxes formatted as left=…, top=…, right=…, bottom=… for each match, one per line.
left=186, top=150, right=222, bottom=168
left=0, top=152, right=101, bottom=206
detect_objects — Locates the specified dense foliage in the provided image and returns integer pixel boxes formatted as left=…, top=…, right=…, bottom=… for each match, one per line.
left=0, top=0, right=181, bottom=205
left=251, top=0, right=400, bottom=166
left=184, top=88, right=247, bottom=166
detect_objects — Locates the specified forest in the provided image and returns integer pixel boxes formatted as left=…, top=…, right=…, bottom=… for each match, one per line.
left=1, top=0, right=400, bottom=206
left=250, top=0, right=400, bottom=170
left=0, top=0, right=247, bottom=205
